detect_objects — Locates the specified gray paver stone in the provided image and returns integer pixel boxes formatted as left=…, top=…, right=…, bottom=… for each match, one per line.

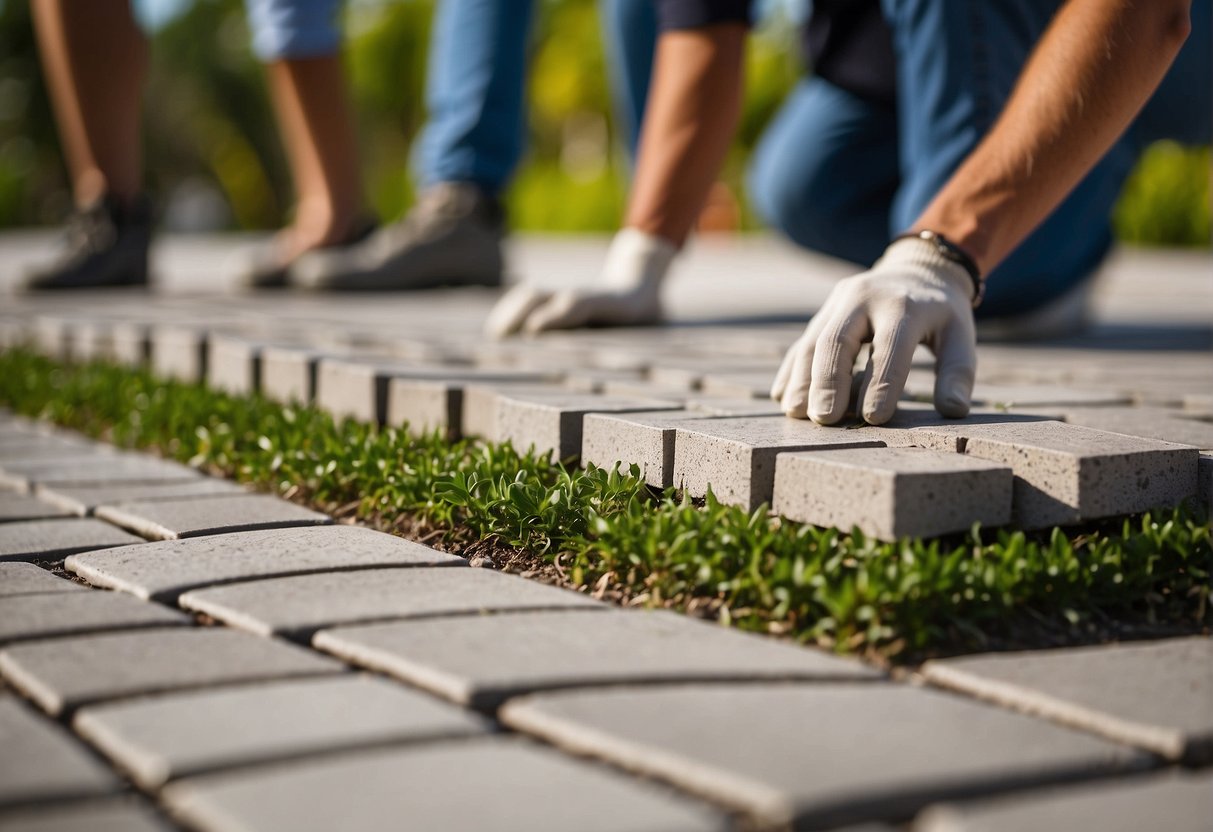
left=501, top=683, right=1149, bottom=828
left=0, top=628, right=341, bottom=715
left=459, top=382, right=562, bottom=440
left=110, top=321, right=151, bottom=366
left=672, top=416, right=886, bottom=510
left=260, top=345, right=326, bottom=404
left=206, top=335, right=265, bottom=396
left=162, top=736, right=727, bottom=832
left=35, top=478, right=246, bottom=517
left=0, top=696, right=119, bottom=809
left=0, top=562, right=86, bottom=598
left=0, top=589, right=189, bottom=644
left=914, top=770, right=1213, bottom=832
left=0, top=454, right=202, bottom=491
left=386, top=370, right=552, bottom=438
left=150, top=325, right=208, bottom=383
left=66, top=525, right=462, bottom=601
left=909, top=421, right=1198, bottom=528
left=0, top=800, right=173, bottom=832
left=316, top=608, right=878, bottom=709
left=581, top=410, right=711, bottom=488
left=75, top=674, right=489, bottom=788
left=94, top=494, right=331, bottom=541
left=180, top=567, right=601, bottom=640
left=922, top=637, right=1213, bottom=762
left=0, top=492, right=73, bottom=523
left=494, top=391, right=683, bottom=461
left=1062, top=406, right=1213, bottom=450
left=772, top=447, right=1013, bottom=539
left=316, top=358, right=501, bottom=425
left=0, top=518, right=142, bottom=562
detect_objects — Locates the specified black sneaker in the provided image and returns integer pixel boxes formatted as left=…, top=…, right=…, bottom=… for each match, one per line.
left=22, top=194, right=152, bottom=291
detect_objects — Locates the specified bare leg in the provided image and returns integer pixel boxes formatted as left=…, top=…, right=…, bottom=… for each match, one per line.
left=265, top=55, right=365, bottom=260
left=624, top=24, right=746, bottom=247
left=32, top=0, right=147, bottom=208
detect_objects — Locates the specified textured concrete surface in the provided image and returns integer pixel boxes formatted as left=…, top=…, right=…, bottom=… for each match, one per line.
left=502, top=683, right=1149, bottom=828
left=0, top=492, right=73, bottom=523
left=581, top=410, right=705, bottom=488
left=66, top=525, right=463, bottom=601
left=0, top=800, right=173, bottom=832
left=95, top=493, right=331, bottom=540
left=0, top=454, right=202, bottom=492
left=0, top=589, right=189, bottom=644
left=35, top=478, right=246, bottom=517
left=494, top=390, right=681, bottom=461
left=922, top=637, right=1213, bottom=762
left=0, top=628, right=341, bottom=715
left=180, top=567, right=602, bottom=639
left=0, top=518, right=142, bottom=562
left=0, top=562, right=86, bottom=597
left=75, top=674, right=489, bottom=788
left=315, top=608, right=878, bottom=707
left=162, top=737, right=727, bottom=832
left=0, top=696, right=119, bottom=809
left=772, top=447, right=1014, bottom=539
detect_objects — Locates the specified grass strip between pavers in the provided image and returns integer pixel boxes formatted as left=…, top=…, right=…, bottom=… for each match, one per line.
left=1, top=347, right=1209, bottom=661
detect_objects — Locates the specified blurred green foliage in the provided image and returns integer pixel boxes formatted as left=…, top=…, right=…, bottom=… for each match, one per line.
left=0, top=0, right=1207, bottom=246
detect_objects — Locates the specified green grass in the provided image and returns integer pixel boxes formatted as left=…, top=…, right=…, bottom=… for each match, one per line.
left=1, top=348, right=1209, bottom=660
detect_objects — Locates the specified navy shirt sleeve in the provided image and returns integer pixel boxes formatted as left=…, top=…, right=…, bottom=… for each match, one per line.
left=656, top=0, right=753, bottom=31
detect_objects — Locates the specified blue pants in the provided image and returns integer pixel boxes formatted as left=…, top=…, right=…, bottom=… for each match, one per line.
left=414, top=0, right=657, bottom=194
left=748, top=0, right=1212, bottom=318
left=244, top=0, right=343, bottom=60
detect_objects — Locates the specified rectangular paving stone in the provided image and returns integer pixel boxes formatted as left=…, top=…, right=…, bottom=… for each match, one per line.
left=109, top=320, right=151, bottom=366
left=909, top=421, right=1199, bottom=528
left=968, top=384, right=1132, bottom=409
left=35, top=478, right=246, bottom=517
left=150, top=325, right=209, bottom=383
left=683, top=395, right=785, bottom=417
left=0, top=800, right=173, bottom=832
left=581, top=410, right=711, bottom=488
left=922, top=637, right=1213, bottom=763
left=180, top=567, right=602, bottom=640
left=0, top=492, right=73, bottom=523
left=316, top=608, right=878, bottom=709
left=501, top=683, right=1149, bottom=829
left=0, top=628, right=342, bottom=716
left=772, top=447, right=1013, bottom=540
left=206, top=334, right=266, bottom=396
left=0, top=518, right=142, bottom=563
left=914, top=769, right=1213, bottom=832
left=260, top=345, right=328, bottom=404
left=673, top=416, right=886, bottom=510
left=75, top=674, right=489, bottom=788
left=315, top=358, right=484, bottom=425
left=0, top=589, right=189, bottom=644
left=459, top=382, right=564, bottom=440
left=698, top=369, right=778, bottom=399
left=95, top=494, right=331, bottom=541
left=1062, top=406, right=1213, bottom=449
left=0, top=696, right=120, bottom=809
left=385, top=369, right=552, bottom=439
left=0, top=562, right=86, bottom=598
left=494, top=391, right=682, bottom=461
left=648, top=358, right=779, bottom=391
left=162, top=736, right=726, bottom=832
left=0, top=454, right=202, bottom=492
left=65, top=525, right=463, bottom=602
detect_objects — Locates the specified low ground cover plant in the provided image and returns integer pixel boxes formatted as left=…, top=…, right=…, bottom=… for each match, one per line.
left=1, top=348, right=1208, bottom=661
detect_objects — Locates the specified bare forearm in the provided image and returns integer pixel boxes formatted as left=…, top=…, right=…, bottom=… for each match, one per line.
left=913, top=0, right=1192, bottom=273
left=624, top=24, right=746, bottom=247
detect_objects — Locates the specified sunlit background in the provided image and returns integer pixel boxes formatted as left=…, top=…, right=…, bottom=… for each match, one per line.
left=0, top=0, right=1207, bottom=245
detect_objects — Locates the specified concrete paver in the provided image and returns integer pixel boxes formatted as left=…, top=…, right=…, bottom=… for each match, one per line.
left=35, top=478, right=246, bottom=517
left=94, top=493, right=331, bottom=540
left=65, top=525, right=463, bottom=601
left=922, top=637, right=1213, bottom=762
left=672, top=416, right=886, bottom=510
left=260, top=345, right=327, bottom=404
left=0, top=518, right=142, bottom=562
left=494, top=391, right=682, bottom=461
left=162, top=737, right=728, bottom=832
left=316, top=608, right=879, bottom=708
left=772, top=447, right=1013, bottom=539
left=914, top=770, right=1213, bottom=832
left=150, top=324, right=208, bottom=383
left=386, top=370, right=552, bottom=438
left=0, top=492, right=73, bottom=523
left=0, top=562, right=86, bottom=597
left=1062, top=406, right=1213, bottom=449
left=75, top=674, right=490, bottom=788
left=0, top=696, right=119, bottom=809
left=0, top=454, right=202, bottom=492
left=0, top=800, right=173, bottom=832
left=0, top=589, right=190, bottom=644
left=0, top=628, right=341, bottom=715
left=581, top=410, right=706, bottom=488
left=501, top=682, right=1150, bottom=828
left=179, top=567, right=602, bottom=639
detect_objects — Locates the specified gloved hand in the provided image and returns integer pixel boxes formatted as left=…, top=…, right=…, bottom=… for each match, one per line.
left=485, top=228, right=678, bottom=338
left=771, top=235, right=978, bottom=425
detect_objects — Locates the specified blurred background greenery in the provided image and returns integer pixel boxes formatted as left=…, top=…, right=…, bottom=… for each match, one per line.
left=0, top=0, right=1207, bottom=245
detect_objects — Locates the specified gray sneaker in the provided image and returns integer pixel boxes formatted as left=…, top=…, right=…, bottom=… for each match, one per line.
left=289, top=182, right=504, bottom=291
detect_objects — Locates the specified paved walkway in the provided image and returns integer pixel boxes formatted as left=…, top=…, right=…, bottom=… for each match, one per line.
left=0, top=233, right=1211, bottom=830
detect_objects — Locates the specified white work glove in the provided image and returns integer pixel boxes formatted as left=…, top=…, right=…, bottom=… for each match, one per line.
left=485, top=228, right=677, bottom=338
left=771, top=236, right=978, bottom=425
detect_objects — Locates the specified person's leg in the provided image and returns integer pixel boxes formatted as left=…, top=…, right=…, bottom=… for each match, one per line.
left=32, top=0, right=147, bottom=208
left=882, top=0, right=1137, bottom=319
left=599, top=0, right=658, bottom=156
left=747, top=76, right=899, bottom=267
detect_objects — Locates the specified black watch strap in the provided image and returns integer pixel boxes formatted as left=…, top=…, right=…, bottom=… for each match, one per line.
left=893, top=230, right=985, bottom=307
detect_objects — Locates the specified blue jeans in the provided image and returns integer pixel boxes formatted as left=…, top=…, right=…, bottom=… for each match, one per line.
left=749, top=0, right=1212, bottom=318
left=414, top=0, right=657, bottom=194
left=245, top=0, right=343, bottom=60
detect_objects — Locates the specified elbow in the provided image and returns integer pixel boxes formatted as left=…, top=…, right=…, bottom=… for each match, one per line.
left=1155, top=1, right=1193, bottom=53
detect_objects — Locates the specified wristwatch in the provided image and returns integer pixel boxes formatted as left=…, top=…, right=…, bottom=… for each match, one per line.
left=894, top=229, right=985, bottom=308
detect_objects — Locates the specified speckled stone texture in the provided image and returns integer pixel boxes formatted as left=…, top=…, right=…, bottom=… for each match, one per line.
left=0, top=518, right=142, bottom=562
left=35, top=478, right=245, bottom=517
left=0, top=562, right=86, bottom=597
left=0, top=492, right=73, bottom=523
left=772, top=447, right=1013, bottom=540
left=94, top=493, right=330, bottom=541
left=922, top=637, right=1213, bottom=762
left=0, top=589, right=189, bottom=644
left=672, top=416, right=885, bottom=510
left=494, top=391, right=681, bottom=462
left=385, top=369, right=550, bottom=438
left=581, top=410, right=705, bottom=488
left=0, top=696, right=119, bottom=809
